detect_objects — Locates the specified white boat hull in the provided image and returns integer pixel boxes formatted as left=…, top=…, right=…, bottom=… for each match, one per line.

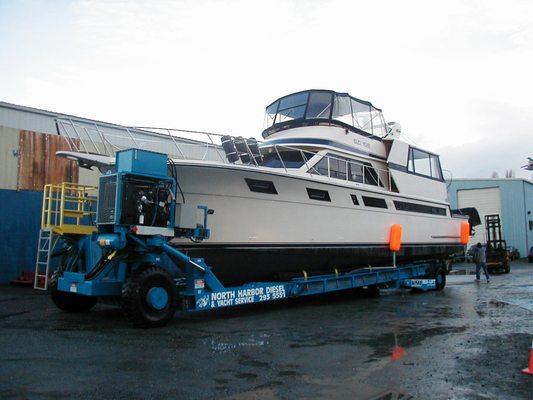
left=171, top=162, right=464, bottom=284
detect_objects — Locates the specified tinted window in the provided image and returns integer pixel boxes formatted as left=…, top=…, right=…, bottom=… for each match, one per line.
left=275, top=92, right=309, bottom=124
left=307, top=188, right=331, bottom=202
left=245, top=178, right=277, bottom=194
left=260, top=150, right=307, bottom=168
left=279, top=92, right=308, bottom=110
left=407, top=148, right=415, bottom=172
left=306, top=91, right=332, bottom=119
left=309, top=156, right=328, bottom=176
left=351, top=194, right=359, bottom=205
left=394, top=200, right=446, bottom=215
left=275, top=105, right=306, bottom=124
left=362, top=196, right=387, bottom=209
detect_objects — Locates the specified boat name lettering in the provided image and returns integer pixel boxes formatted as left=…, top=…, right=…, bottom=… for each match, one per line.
left=354, top=138, right=371, bottom=149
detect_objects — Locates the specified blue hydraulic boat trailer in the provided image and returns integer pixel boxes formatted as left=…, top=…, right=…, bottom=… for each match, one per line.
left=50, top=149, right=446, bottom=328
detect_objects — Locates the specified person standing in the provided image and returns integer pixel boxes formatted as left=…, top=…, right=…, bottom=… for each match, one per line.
left=473, top=242, right=490, bottom=283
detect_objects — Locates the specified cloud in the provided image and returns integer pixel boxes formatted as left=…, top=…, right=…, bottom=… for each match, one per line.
left=0, top=0, right=532, bottom=180
left=437, top=100, right=533, bottom=179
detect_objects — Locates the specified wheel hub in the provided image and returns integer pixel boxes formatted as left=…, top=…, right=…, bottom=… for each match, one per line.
left=146, top=287, right=169, bottom=310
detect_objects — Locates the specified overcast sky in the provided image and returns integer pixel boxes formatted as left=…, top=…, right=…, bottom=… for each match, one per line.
left=0, top=0, right=532, bottom=178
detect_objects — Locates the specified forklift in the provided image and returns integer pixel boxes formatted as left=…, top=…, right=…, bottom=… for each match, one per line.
left=484, top=214, right=510, bottom=274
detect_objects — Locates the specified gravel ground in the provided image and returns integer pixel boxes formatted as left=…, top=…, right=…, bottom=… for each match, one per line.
left=0, top=261, right=532, bottom=399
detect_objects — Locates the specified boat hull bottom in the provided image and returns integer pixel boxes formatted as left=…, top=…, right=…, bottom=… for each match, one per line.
left=179, top=244, right=462, bottom=285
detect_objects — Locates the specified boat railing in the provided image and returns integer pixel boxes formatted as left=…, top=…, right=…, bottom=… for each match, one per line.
left=55, top=118, right=228, bottom=163
left=55, top=118, right=392, bottom=191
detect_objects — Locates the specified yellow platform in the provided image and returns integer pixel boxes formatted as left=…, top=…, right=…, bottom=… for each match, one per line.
left=41, top=182, right=98, bottom=236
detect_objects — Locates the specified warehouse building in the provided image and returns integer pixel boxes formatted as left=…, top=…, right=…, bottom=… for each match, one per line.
left=0, top=101, right=220, bottom=283
left=447, top=178, right=533, bottom=257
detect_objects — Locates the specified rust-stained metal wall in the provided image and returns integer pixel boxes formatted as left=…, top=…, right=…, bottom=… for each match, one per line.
left=17, top=130, right=79, bottom=191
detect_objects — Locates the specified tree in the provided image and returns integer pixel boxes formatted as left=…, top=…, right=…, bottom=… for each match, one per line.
left=491, top=171, right=499, bottom=178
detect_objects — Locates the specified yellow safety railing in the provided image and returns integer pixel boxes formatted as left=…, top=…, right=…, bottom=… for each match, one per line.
left=41, top=182, right=98, bottom=235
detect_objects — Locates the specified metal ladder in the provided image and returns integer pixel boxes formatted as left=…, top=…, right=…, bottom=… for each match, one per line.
left=34, top=228, right=60, bottom=290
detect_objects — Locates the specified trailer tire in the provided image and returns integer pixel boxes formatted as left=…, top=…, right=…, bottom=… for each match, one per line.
left=49, top=273, right=98, bottom=312
left=121, top=266, right=177, bottom=328
left=434, top=267, right=446, bottom=291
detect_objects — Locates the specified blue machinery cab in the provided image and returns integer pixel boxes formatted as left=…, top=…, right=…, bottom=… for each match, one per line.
left=52, top=149, right=446, bottom=328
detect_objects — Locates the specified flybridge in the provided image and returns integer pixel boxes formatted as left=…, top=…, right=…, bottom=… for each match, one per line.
left=262, top=89, right=388, bottom=138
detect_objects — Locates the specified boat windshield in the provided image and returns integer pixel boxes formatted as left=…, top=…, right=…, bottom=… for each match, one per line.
left=263, top=90, right=387, bottom=138
left=259, top=149, right=315, bottom=169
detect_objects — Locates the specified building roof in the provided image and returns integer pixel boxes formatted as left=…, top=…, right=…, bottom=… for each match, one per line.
left=0, top=100, right=138, bottom=135
left=447, top=178, right=532, bottom=185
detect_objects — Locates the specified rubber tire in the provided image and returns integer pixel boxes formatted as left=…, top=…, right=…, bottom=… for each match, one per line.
left=49, top=273, right=98, bottom=313
left=434, top=267, right=446, bottom=291
left=503, top=262, right=511, bottom=274
left=121, top=266, right=177, bottom=328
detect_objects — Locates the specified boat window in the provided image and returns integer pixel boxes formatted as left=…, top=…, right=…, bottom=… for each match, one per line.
left=351, top=99, right=372, bottom=133
left=309, top=153, right=383, bottom=187
left=408, top=147, right=443, bottom=179
left=394, top=200, right=446, bottom=216
left=362, top=196, right=388, bottom=209
left=348, top=162, right=364, bottom=183
left=351, top=194, right=359, bottom=205
left=264, top=102, right=278, bottom=129
left=274, top=92, right=309, bottom=125
left=430, top=155, right=442, bottom=179
left=309, top=156, right=329, bottom=175
left=245, top=178, right=278, bottom=195
left=305, top=91, right=332, bottom=119
left=332, top=94, right=353, bottom=126
left=307, top=188, right=331, bottom=202
left=329, top=158, right=347, bottom=180
left=412, top=149, right=431, bottom=176
left=407, top=148, right=415, bottom=172
left=259, top=150, right=310, bottom=169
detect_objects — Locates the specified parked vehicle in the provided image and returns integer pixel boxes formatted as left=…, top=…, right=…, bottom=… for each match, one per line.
left=506, top=246, right=520, bottom=261
left=528, top=247, right=533, bottom=263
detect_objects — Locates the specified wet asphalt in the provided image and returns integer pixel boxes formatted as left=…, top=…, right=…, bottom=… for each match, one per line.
left=0, top=261, right=532, bottom=400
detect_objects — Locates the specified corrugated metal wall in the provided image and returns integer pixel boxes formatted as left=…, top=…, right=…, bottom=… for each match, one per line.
left=0, top=102, right=58, bottom=135
left=0, top=126, right=20, bottom=190
left=447, top=179, right=532, bottom=255
left=523, top=181, right=533, bottom=254
left=0, top=189, right=42, bottom=283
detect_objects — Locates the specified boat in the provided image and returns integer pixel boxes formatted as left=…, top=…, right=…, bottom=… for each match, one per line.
left=57, top=89, right=468, bottom=285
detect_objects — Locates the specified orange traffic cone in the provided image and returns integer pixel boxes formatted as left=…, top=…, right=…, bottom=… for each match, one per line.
left=391, top=333, right=405, bottom=361
left=522, top=342, right=533, bottom=376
